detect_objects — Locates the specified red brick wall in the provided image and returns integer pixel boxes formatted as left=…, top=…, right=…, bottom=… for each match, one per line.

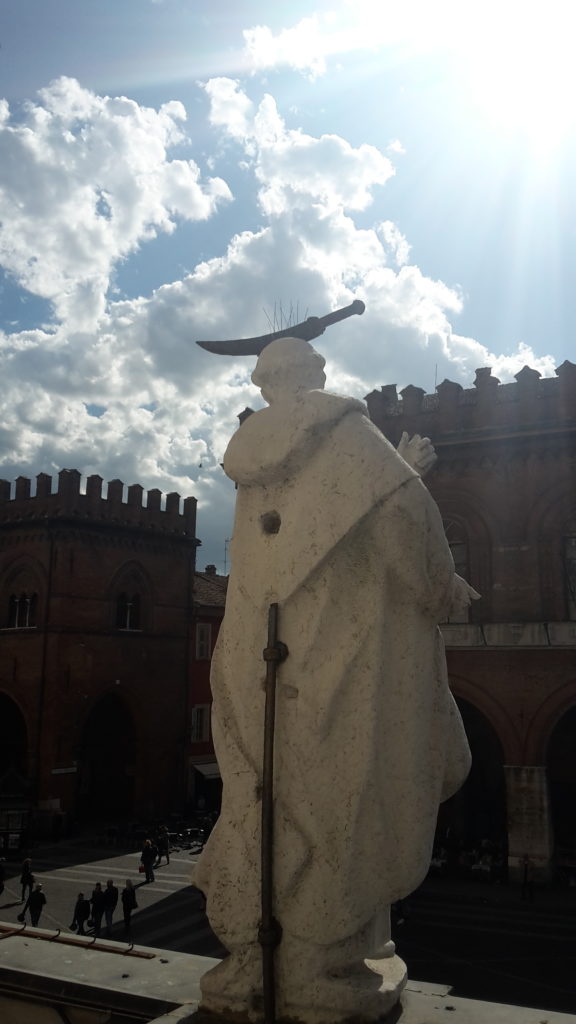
left=0, top=472, right=198, bottom=824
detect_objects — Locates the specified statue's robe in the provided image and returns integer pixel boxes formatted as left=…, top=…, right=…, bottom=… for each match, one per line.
left=194, top=390, right=470, bottom=950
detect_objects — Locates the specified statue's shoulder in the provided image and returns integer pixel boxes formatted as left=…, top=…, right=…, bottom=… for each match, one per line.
left=239, top=390, right=366, bottom=432
left=302, top=388, right=367, bottom=421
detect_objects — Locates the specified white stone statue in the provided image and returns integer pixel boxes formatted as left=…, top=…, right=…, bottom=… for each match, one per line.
left=194, top=338, right=474, bottom=1023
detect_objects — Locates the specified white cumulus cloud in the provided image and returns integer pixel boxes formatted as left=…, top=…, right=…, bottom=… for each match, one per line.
left=0, top=77, right=232, bottom=328
left=0, top=73, right=559, bottom=566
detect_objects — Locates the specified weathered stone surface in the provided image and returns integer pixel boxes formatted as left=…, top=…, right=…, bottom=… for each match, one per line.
left=194, top=338, right=472, bottom=1023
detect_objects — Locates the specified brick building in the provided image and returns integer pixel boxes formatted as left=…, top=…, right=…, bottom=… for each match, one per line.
left=189, top=565, right=227, bottom=813
left=366, top=359, right=576, bottom=877
left=181, top=362, right=576, bottom=876
left=8, top=356, right=572, bottom=871
left=0, top=469, right=198, bottom=844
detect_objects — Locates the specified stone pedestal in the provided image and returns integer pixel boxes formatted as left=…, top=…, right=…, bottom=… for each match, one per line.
left=504, top=765, right=553, bottom=877
left=199, top=914, right=408, bottom=1024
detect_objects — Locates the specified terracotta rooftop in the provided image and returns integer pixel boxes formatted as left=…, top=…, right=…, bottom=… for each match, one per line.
left=194, top=570, right=228, bottom=607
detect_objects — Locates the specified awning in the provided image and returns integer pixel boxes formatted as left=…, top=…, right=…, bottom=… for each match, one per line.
left=194, top=762, right=221, bottom=780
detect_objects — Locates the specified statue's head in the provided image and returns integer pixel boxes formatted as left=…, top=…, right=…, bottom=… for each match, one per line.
left=251, top=337, right=326, bottom=405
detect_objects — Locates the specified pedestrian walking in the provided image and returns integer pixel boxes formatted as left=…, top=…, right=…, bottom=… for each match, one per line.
left=521, top=854, right=535, bottom=902
left=71, top=892, right=91, bottom=934
left=0, top=857, right=6, bottom=897
left=140, top=839, right=156, bottom=883
left=25, top=883, right=46, bottom=926
left=121, top=879, right=137, bottom=932
left=20, top=858, right=34, bottom=903
left=103, top=878, right=119, bottom=935
left=155, top=826, right=170, bottom=866
left=90, top=882, right=106, bottom=936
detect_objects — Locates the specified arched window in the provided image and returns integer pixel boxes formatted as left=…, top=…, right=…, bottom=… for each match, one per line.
left=6, top=591, right=38, bottom=629
left=110, top=561, right=150, bottom=632
left=443, top=518, right=470, bottom=623
left=565, top=529, right=576, bottom=621
left=1, top=559, right=43, bottom=631
left=116, top=592, right=141, bottom=631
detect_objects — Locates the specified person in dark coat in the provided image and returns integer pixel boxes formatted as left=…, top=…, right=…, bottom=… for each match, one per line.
left=90, top=882, right=106, bottom=936
left=20, top=858, right=34, bottom=903
left=103, top=878, right=119, bottom=935
left=155, top=826, right=170, bottom=866
left=140, top=839, right=156, bottom=883
left=121, top=879, right=137, bottom=931
left=521, top=853, right=535, bottom=902
left=0, top=857, right=6, bottom=897
left=26, top=883, right=46, bottom=926
left=71, top=892, right=91, bottom=934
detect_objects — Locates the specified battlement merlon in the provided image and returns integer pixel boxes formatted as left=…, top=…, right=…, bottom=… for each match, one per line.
left=0, top=469, right=198, bottom=538
left=365, top=361, right=576, bottom=445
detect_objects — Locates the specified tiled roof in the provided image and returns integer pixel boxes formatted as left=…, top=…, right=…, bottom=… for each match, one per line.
left=194, top=571, right=228, bottom=608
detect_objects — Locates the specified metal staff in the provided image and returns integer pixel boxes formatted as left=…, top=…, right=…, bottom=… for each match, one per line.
left=259, top=603, right=288, bottom=1024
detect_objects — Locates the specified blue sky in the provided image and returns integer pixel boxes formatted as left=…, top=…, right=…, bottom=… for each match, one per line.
left=1, top=0, right=573, bottom=568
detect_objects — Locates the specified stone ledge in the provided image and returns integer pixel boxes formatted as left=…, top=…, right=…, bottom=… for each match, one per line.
left=441, top=621, right=576, bottom=648
left=0, top=924, right=217, bottom=1022
left=399, top=980, right=573, bottom=1024
left=0, top=929, right=572, bottom=1024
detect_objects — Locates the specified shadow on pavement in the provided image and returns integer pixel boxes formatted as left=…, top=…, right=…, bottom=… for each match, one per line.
left=106, top=883, right=227, bottom=960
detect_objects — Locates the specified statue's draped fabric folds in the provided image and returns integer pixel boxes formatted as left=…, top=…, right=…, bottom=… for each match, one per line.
left=193, top=338, right=472, bottom=1023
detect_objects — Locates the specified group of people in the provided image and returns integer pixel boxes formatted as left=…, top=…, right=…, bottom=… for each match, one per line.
left=11, top=822, right=176, bottom=937
left=429, top=837, right=508, bottom=884
left=71, top=878, right=138, bottom=935
left=14, top=858, right=138, bottom=935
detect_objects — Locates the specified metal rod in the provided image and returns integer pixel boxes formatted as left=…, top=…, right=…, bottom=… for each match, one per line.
left=260, top=602, right=287, bottom=1024
left=0, top=924, right=155, bottom=957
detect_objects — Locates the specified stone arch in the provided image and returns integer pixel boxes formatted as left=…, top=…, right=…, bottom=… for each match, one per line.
left=523, top=681, right=576, bottom=763
left=435, top=491, right=493, bottom=620
left=450, top=674, right=521, bottom=763
left=77, top=692, right=137, bottom=818
left=546, top=703, right=576, bottom=864
left=529, top=483, right=576, bottom=621
left=437, top=693, right=508, bottom=847
left=527, top=479, right=575, bottom=542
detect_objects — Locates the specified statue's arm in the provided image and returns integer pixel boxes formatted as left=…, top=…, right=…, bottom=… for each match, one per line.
left=449, top=574, right=481, bottom=616
left=393, top=440, right=481, bottom=615
left=397, top=431, right=437, bottom=477
left=378, top=478, right=480, bottom=621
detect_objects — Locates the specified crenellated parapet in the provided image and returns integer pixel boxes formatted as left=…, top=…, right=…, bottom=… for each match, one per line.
left=0, top=468, right=197, bottom=536
left=365, top=360, right=576, bottom=446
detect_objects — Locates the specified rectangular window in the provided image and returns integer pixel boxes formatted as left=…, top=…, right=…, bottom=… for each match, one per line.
left=191, top=704, right=211, bottom=743
left=195, top=622, right=212, bottom=659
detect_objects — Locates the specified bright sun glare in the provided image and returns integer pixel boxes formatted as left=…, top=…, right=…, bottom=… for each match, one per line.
left=460, top=3, right=576, bottom=150
left=348, top=0, right=575, bottom=153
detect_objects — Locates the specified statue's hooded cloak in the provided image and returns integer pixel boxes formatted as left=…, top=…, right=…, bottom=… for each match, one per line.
left=194, top=342, right=470, bottom=950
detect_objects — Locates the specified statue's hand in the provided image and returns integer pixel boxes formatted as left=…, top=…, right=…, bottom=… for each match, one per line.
left=397, top=431, right=437, bottom=477
left=450, top=574, right=481, bottom=615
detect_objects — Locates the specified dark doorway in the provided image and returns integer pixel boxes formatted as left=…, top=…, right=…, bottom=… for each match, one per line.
left=437, top=697, right=507, bottom=849
left=0, top=693, right=27, bottom=777
left=547, top=704, right=576, bottom=866
left=0, top=694, right=30, bottom=852
left=79, top=694, right=136, bottom=819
